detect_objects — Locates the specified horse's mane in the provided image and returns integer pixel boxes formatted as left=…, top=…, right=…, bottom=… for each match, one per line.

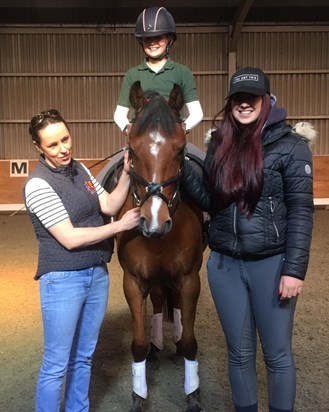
left=133, top=90, right=178, bottom=137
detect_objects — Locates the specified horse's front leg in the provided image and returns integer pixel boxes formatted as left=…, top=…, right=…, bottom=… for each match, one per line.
left=180, top=272, right=205, bottom=412
left=123, top=272, right=148, bottom=411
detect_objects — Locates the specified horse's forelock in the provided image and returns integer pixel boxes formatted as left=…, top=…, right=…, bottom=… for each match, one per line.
left=133, top=92, right=178, bottom=137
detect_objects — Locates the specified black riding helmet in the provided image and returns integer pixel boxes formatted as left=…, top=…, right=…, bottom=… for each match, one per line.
left=135, top=6, right=177, bottom=42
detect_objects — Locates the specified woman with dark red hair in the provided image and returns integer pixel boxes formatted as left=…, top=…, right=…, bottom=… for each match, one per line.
left=182, top=67, right=314, bottom=412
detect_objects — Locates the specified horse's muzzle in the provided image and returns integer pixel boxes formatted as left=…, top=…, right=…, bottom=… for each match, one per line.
left=139, top=216, right=172, bottom=239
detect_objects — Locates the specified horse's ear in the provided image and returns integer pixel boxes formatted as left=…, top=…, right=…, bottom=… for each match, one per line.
left=168, top=84, right=185, bottom=118
left=129, top=81, right=146, bottom=114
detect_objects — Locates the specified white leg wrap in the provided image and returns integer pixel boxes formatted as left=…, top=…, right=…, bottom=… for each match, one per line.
left=184, top=358, right=199, bottom=395
left=173, top=308, right=183, bottom=343
left=132, top=360, right=148, bottom=399
left=150, top=313, right=164, bottom=350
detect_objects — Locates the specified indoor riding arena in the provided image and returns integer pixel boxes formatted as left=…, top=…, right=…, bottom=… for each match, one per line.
left=1, top=208, right=329, bottom=411
left=1, top=1, right=329, bottom=411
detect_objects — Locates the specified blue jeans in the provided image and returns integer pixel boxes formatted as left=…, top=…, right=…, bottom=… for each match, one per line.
left=36, top=264, right=109, bottom=412
left=207, top=252, right=296, bottom=412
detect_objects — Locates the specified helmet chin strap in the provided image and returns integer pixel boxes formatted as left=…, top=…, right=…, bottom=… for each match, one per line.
left=145, top=48, right=169, bottom=61
left=139, top=38, right=174, bottom=62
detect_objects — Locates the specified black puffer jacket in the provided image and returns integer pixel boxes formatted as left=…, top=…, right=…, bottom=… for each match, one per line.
left=182, top=97, right=314, bottom=280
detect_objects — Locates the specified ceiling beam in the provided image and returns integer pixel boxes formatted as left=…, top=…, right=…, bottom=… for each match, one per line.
left=229, top=0, right=254, bottom=52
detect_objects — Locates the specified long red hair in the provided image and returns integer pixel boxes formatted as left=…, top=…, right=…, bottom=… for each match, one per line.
left=209, top=94, right=271, bottom=216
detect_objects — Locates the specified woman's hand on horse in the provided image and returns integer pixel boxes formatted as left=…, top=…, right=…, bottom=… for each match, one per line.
left=118, top=207, right=141, bottom=231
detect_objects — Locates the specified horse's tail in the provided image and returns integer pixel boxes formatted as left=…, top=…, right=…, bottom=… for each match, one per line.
left=163, top=287, right=174, bottom=322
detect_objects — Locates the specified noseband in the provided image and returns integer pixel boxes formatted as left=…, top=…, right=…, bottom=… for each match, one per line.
left=128, top=152, right=182, bottom=209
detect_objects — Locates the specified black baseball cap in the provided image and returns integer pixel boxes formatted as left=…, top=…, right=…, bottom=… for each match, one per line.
left=227, top=67, right=270, bottom=98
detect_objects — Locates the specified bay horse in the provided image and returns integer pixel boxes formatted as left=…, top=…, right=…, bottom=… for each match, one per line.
left=115, top=81, right=204, bottom=412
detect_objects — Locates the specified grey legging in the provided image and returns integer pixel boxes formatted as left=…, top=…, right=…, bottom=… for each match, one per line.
left=207, top=251, right=297, bottom=412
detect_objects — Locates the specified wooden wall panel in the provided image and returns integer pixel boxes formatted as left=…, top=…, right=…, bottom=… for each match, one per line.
left=237, top=26, right=329, bottom=154
left=2, top=155, right=328, bottom=208
left=2, top=25, right=327, bottom=158
left=313, top=156, right=329, bottom=203
left=0, top=25, right=228, bottom=163
left=0, top=159, right=109, bottom=209
left=1, top=24, right=328, bottom=205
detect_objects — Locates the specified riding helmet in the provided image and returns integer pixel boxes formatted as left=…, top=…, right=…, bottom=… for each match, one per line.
left=135, top=7, right=177, bottom=41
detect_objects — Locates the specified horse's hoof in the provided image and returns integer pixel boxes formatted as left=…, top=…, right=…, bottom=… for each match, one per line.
left=129, top=391, right=144, bottom=412
left=175, top=340, right=184, bottom=357
left=186, top=388, right=205, bottom=412
left=147, top=343, right=160, bottom=362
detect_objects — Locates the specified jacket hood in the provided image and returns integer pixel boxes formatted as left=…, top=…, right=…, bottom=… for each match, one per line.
left=261, top=94, right=291, bottom=146
left=292, top=121, right=318, bottom=146
left=264, top=95, right=318, bottom=147
left=265, top=94, right=287, bottom=127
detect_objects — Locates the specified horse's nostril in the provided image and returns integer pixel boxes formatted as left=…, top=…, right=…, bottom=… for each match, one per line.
left=139, top=216, right=147, bottom=230
left=165, top=219, right=172, bottom=233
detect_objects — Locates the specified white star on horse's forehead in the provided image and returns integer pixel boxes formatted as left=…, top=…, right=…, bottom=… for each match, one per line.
left=149, top=131, right=165, bottom=157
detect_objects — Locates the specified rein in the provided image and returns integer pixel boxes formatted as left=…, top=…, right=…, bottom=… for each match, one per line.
left=88, top=146, right=128, bottom=170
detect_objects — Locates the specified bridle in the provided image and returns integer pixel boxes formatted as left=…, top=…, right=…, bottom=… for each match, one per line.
left=127, top=89, right=185, bottom=212
left=128, top=148, right=183, bottom=209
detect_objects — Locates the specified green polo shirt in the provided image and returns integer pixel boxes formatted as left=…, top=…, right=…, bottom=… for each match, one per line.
left=117, top=58, right=199, bottom=108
